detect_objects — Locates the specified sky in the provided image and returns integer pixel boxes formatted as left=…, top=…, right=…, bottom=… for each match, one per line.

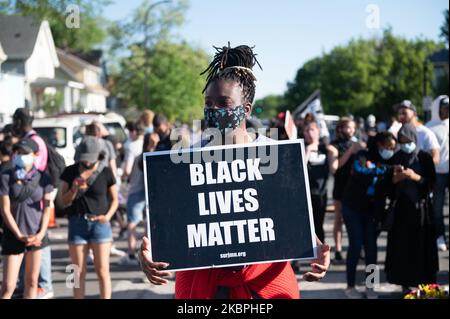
left=104, top=0, right=449, bottom=100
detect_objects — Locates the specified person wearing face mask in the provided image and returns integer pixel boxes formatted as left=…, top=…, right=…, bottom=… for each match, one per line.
left=59, top=136, right=119, bottom=299
left=340, top=132, right=397, bottom=299
left=385, top=123, right=439, bottom=294
left=426, top=96, right=449, bottom=252
left=330, top=117, right=366, bottom=264
left=395, top=100, right=440, bottom=165
left=138, top=44, right=331, bottom=299
left=0, top=139, right=53, bottom=299
left=303, top=115, right=339, bottom=243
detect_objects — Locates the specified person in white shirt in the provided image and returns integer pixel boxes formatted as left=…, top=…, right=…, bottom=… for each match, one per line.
left=396, top=99, right=440, bottom=165
left=122, top=122, right=145, bottom=181
left=426, top=96, right=449, bottom=252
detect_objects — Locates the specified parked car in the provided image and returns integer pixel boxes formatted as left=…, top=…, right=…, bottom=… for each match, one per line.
left=33, top=112, right=127, bottom=166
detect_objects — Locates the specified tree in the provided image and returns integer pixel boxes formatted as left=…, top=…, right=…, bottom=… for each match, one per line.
left=283, top=29, right=442, bottom=120
left=284, top=57, right=322, bottom=110
left=441, top=9, right=449, bottom=45
left=111, top=41, right=209, bottom=122
left=253, top=95, right=287, bottom=120
left=0, top=0, right=110, bottom=51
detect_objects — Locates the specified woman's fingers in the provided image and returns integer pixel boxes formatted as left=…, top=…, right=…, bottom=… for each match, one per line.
left=303, top=271, right=326, bottom=282
left=310, top=263, right=327, bottom=273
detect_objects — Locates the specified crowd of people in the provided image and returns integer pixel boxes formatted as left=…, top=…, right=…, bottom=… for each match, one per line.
left=0, top=44, right=448, bottom=300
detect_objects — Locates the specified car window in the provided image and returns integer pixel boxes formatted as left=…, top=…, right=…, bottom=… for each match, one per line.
left=104, top=122, right=127, bottom=144
left=34, top=127, right=67, bottom=148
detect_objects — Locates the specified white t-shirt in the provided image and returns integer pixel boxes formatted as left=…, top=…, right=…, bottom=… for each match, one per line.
left=427, top=119, right=449, bottom=174
left=123, top=137, right=144, bottom=170
left=416, top=124, right=440, bottom=153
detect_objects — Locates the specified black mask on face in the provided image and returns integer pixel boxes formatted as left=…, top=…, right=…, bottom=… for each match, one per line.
left=81, top=162, right=96, bottom=170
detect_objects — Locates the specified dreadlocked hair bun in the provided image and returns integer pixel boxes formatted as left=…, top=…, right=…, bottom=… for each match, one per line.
left=201, top=43, right=262, bottom=104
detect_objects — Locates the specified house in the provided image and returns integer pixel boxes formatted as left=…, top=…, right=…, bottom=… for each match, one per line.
left=0, top=15, right=59, bottom=114
left=0, top=39, right=25, bottom=124
left=0, top=15, right=109, bottom=117
left=428, top=48, right=449, bottom=94
left=56, top=48, right=109, bottom=113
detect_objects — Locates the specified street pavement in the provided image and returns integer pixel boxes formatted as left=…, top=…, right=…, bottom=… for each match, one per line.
left=1, top=197, right=448, bottom=299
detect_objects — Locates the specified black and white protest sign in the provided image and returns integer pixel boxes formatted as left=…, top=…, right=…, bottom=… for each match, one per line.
left=143, top=139, right=317, bottom=271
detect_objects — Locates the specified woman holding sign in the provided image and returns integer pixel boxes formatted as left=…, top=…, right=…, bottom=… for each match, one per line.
left=139, top=44, right=330, bottom=299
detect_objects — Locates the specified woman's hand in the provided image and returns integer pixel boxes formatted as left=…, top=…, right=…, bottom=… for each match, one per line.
left=93, top=215, right=110, bottom=224
left=139, top=237, right=171, bottom=285
left=303, top=241, right=330, bottom=282
left=29, top=232, right=45, bottom=247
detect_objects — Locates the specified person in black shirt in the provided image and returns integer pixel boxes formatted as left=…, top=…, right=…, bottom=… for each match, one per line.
left=0, top=139, right=53, bottom=299
left=60, top=136, right=119, bottom=299
left=385, top=124, right=439, bottom=293
left=303, top=117, right=338, bottom=243
left=0, top=137, right=14, bottom=242
left=153, top=114, right=174, bottom=151
left=341, top=132, right=397, bottom=299
left=331, top=117, right=366, bottom=263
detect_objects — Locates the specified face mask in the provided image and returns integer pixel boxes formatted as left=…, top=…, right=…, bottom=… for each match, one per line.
left=400, top=142, right=416, bottom=154
left=14, top=154, right=34, bottom=169
left=145, top=126, right=154, bottom=134
left=204, top=105, right=246, bottom=135
left=81, top=162, right=96, bottom=170
left=379, top=148, right=394, bottom=160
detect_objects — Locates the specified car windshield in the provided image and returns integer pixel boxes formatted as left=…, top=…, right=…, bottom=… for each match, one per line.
left=34, top=127, right=67, bottom=148
left=104, top=122, right=127, bottom=144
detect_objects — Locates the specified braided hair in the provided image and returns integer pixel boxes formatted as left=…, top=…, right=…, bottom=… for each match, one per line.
left=201, top=43, right=262, bottom=104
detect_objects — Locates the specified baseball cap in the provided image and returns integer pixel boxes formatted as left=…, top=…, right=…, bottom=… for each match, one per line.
left=440, top=96, right=449, bottom=108
left=77, top=136, right=102, bottom=163
left=13, top=138, right=39, bottom=154
left=395, top=100, right=417, bottom=113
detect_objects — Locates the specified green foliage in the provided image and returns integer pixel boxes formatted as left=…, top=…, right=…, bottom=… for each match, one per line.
left=42, top=91, right=64, bottom=115
left=441, top=9, right=449, bottom=44
left=253, top=95, right=287, bottom=119
left=283, top=29, right=442, bottom=120
left=111, top=41, right=209, bottom=123
left=0, top=0, right=110, bottom=51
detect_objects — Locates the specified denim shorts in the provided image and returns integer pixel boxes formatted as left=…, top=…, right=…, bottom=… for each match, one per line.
left=126, top=191, right=146, bottom=224
left=68, top=215, right=113, bottom=245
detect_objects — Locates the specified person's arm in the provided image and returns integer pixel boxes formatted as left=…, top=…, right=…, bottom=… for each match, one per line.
left=0, top=195, right=29, bottom=243
left=60, top=180, right=79, bottom=207
left=430, top=148, right=440, bottom=166
left=139, top=236, right=171, bottom=285
left=326, top=144, right=339, bottom=175
left=303, top=236, right=330, bottom=281
left=95, top=184, right=119, bottom=224
left=123, top=155, right=135, bottom=178
left=32, top=192, right=52, bottom=245
left=109, top=159, right=118, bottom=178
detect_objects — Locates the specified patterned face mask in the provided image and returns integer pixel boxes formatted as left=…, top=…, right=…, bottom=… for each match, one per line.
left=204, top=105, right=246, bottom=135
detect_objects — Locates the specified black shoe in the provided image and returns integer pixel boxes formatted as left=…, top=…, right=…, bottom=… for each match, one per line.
left=333, top=251, right=345, bottom=264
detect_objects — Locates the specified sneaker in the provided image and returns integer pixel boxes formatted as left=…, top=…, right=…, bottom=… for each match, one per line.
left=119, top=254, right=139, bottom=266
left=333, top=251, right=345, bottom=264
left=87, top=252, right=94, bottom=265
left=110, top=245, right=126, bottom=257
left=37, top=288, right=54, bottom=299
left=344, top=287, right=364, bottom=299
left=118, top=228, right=128, bottom=240
left=437, top=236, right=447, bottom=252
left=365, top=287, right=378, bottom=299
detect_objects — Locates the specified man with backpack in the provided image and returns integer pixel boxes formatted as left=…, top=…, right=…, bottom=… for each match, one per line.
left=12, top=108, right=65, bottom=299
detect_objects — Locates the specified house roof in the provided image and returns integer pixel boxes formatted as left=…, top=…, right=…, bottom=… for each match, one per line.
left=428, top=48, right=449, bottom=64
left=57, top=48, right=101, bottom=73
left=0, top=15, right=41, bottom=60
